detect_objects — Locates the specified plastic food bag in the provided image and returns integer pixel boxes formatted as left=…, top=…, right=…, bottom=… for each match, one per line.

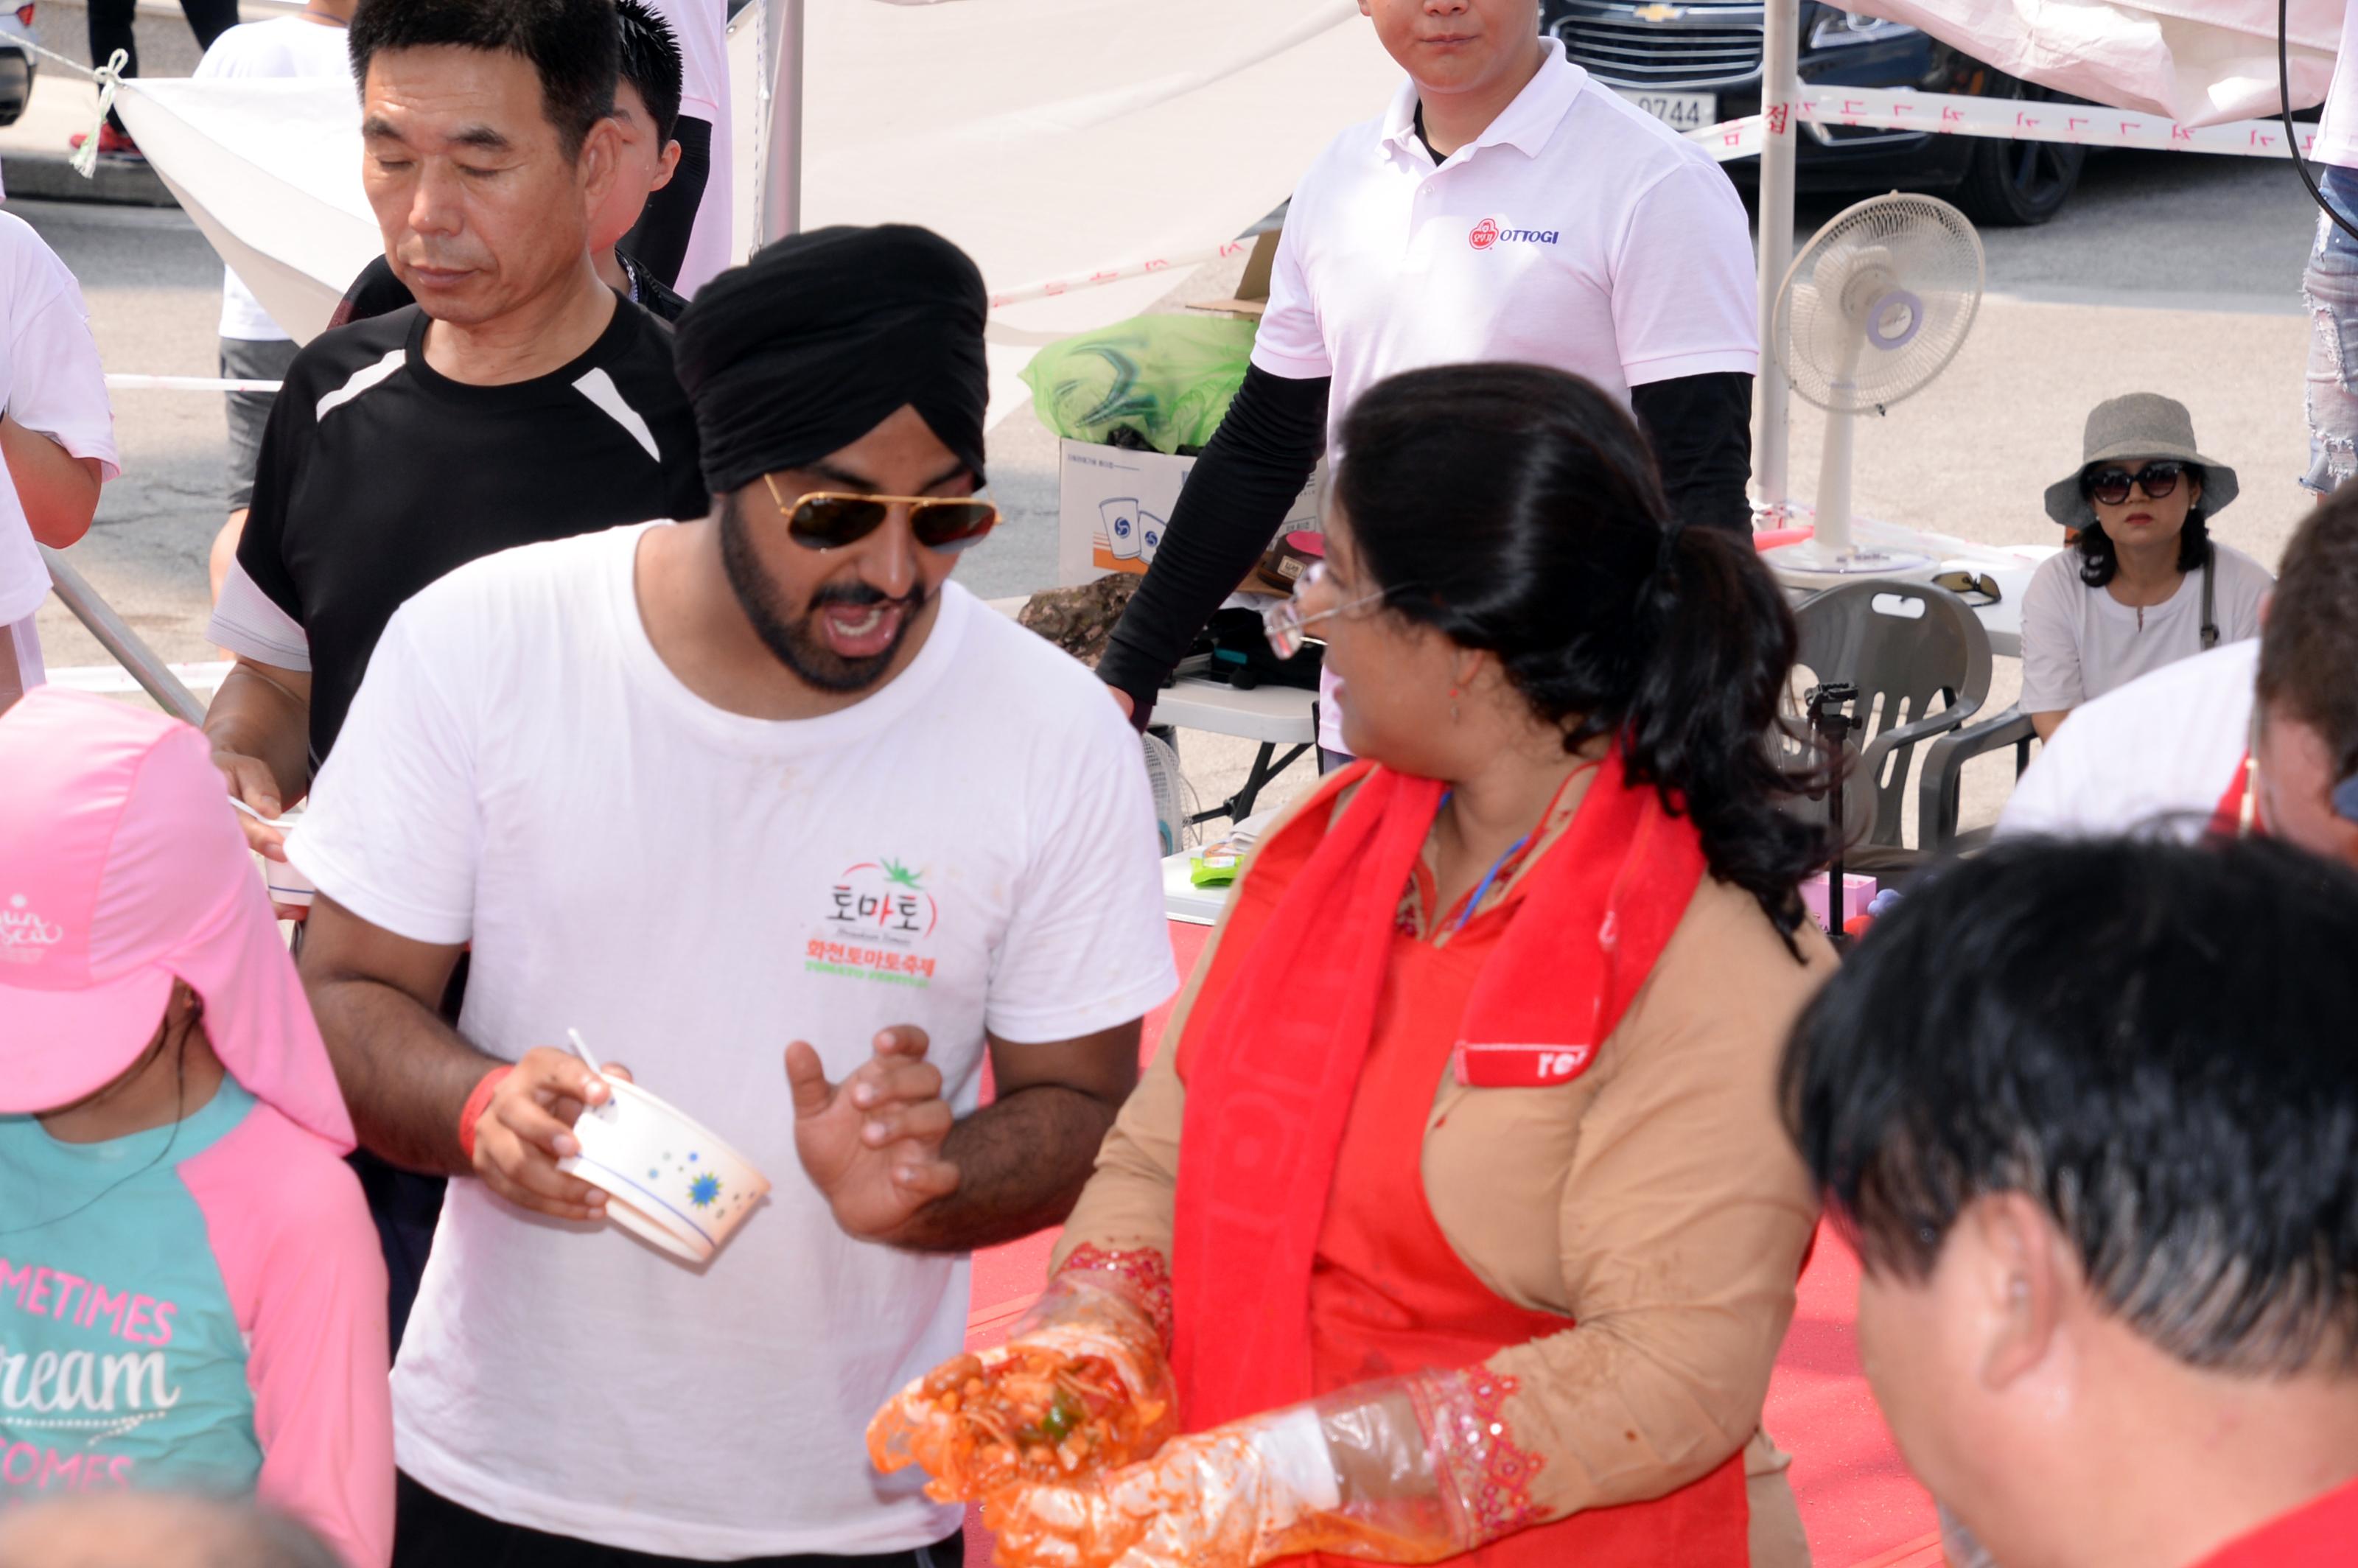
left=1022, top=315, right=1258, bottom=454
left=868, top=1275, right=1177, bottom=1504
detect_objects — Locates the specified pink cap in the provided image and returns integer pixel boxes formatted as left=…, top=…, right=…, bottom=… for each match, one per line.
left=0, top=687, right=353, bottom=1148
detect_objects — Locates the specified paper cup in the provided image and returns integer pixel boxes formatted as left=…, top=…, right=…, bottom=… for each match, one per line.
left=1138, top=511, right=1166, bottom=564
left=1100, top=497, right=1142, bottom=561
left=258, top=806, right=313, bottom=909
left=559, top=1078, right=771, bottom=1264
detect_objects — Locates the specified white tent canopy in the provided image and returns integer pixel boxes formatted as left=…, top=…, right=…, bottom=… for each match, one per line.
left=1845, top=0, right=2344, bottom=125
left=113, top=0, right=1399, bottom=423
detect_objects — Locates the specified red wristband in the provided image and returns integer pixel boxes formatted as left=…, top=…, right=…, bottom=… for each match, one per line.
left=456, top=1065, right=514, bottom=1164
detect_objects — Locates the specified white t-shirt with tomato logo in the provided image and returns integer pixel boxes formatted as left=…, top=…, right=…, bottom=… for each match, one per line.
left=290, top=522, right=1178, bottom=1558
left=1253, top=36, right=1757, bottom=748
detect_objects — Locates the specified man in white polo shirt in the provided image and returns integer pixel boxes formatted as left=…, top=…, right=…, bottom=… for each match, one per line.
left=1098, top=0, right=1758, bottom=751
left=1998, top=484, right=2358, bottom=872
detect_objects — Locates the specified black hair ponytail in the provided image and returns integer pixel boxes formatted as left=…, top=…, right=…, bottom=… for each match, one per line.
left=1337, top=363, right=1829, bottom=939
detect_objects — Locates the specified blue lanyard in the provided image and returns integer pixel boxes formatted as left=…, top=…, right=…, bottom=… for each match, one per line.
left=1435, top=787, right=1533, bottom=932
left=1455, top=831, right=1532, bottom=933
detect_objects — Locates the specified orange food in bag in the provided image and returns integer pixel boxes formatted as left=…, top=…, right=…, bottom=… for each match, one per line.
left=871, top=1343, right=1172, bottom=1503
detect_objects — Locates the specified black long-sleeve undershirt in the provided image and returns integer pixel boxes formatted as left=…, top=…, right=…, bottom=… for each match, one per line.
left=1095, top=365, right=1331, bottom=723
left=1631, top=370, right=1755, bottom=536
left=1093, top=363, right=1756, bottom=727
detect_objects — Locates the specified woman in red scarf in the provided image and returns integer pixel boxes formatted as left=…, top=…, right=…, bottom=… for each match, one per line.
left=874, top=365, right=1837, bottom=1567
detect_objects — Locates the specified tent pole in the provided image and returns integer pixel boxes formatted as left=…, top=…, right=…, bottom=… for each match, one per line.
left=760, top=0, right=805, bottom=242
left=1752, top=0, right=1799, bottom=522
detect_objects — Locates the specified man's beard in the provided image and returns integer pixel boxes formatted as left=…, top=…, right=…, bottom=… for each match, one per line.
left=718, top=492, right=928, bottom=695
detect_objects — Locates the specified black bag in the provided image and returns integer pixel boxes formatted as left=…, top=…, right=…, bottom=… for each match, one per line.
left=1183, top=606, right=1323, bottom=691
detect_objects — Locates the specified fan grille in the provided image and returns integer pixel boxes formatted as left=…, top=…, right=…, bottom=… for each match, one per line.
left=1774, top=193, right=1984, bottom=416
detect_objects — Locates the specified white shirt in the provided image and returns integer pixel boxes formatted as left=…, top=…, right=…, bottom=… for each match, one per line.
left=2016, top=541, right=2272, bottom=714
left=195, top=17, right=354, bottom=342
left=1254, top=35, right=1758, bottom=448
left=1253, top=37, right=1758, bottom=747
left=0, top=213, right=119, bottom=635
left=1998, top=638, right=2259, bottom=844
left=290, top=524, right=1177, bottom=1558
left=2317, top=0, right=2358, bottom=167
left=643, top=0, right=732, bottom=296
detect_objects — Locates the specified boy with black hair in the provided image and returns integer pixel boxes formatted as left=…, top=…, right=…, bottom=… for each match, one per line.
left=1782, top=836, right=2358, bottom=1568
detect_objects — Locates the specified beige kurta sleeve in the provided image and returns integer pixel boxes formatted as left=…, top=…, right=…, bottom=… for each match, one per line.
left=1052, top=1040, right=1186, bottom=1271
left=1048, top=781, right=1357, bottom=1280
left=1477, top=882, right=1833, bottom=1520
left=1048, top=893, right=1234, bottom=1275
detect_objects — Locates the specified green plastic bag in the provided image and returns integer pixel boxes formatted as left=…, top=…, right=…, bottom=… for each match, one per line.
left=1021, top=314, right=1258, bottom=454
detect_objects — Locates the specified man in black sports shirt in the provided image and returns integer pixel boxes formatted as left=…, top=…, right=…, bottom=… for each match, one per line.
left=207, top=0, right=705, bottom=804
left=201, top=0, right=706, bottom=1351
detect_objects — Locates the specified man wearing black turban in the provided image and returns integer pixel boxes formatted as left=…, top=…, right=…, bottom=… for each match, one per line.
left=290, top=223, right=1178, bottom=1564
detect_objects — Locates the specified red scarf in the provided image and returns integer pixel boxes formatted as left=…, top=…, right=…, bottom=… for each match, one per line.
left=1169, top=753, right=1708, bottom=1428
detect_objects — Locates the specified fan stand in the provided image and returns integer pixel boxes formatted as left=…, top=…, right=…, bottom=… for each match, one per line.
left=1763, top=275, right=1937, bottom=583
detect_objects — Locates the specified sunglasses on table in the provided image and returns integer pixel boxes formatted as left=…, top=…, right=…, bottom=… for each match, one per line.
left=2081, top=461, right=2189, bottom=507
left=1931, top=570, right=2001, bottom=606
left=760, top=474, right=1000, bottom=554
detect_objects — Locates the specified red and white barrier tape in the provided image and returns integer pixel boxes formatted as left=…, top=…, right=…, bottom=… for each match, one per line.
left=88, top=83, right=2312, bottom=365
left=1687, top=85, right=2320, bottom=164
left=985, top=239, right=1257, bottom=311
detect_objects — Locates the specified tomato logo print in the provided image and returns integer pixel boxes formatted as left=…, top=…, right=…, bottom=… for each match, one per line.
left=1469, top=217, right=1500, bottom=251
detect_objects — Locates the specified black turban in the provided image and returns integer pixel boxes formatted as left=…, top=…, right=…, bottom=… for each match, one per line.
left=674, top=224, right=990, bottom=497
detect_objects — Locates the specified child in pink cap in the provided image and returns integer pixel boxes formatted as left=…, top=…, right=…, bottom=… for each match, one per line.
left=0, top=687, right=391, bottom=1568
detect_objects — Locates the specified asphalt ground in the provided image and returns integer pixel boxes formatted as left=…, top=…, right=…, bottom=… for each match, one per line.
left=18, top=60, right=2331, bottom=833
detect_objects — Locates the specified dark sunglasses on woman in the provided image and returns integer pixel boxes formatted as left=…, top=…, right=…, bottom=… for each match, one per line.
left=2081, top=461, right=2189, bottom=507
left=761, top=475, right=1001, bottom=554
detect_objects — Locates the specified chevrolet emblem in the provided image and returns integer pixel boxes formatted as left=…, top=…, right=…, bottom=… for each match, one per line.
left=1632, top=3, right=1684, bottom=18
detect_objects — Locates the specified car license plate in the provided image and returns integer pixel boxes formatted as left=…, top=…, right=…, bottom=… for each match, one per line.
left=1616, top=90, right=1717, bottom=131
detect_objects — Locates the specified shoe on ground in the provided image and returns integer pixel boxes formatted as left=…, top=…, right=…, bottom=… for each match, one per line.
left=66, top=125, right=142, bottom=159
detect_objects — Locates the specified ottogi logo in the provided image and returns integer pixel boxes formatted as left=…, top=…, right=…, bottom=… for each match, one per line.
left=1469, top=218, right=1561, bottom=251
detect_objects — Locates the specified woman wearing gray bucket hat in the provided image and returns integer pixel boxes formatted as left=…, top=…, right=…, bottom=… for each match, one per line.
left=2019, top=392, right=2273, bottom=741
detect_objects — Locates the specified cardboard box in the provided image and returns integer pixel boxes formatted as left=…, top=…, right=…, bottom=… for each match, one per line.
left=1055, top=438, right=1323, bottom=587
left=1187, top=227, right=1281, bottom=319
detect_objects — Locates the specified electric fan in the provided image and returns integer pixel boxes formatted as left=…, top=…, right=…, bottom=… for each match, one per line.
left=1761, top=192, right=1985, bottom=581
left=1141, top=731, right=1196, bottom=857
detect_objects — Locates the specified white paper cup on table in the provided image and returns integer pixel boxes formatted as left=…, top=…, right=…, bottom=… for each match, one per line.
left=1100, top=497, right=1142, bottom=561
left=559, top=1075, right=770, bottom=1264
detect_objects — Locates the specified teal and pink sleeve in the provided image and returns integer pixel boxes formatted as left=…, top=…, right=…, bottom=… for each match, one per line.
left=180, top=1105, right=394, bottom=1568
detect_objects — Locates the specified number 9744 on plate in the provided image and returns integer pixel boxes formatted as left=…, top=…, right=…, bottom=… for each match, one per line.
left=1615, top=90, right=1716, bottom=131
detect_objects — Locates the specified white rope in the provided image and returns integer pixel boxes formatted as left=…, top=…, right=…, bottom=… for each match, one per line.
left=105, top=374, right=286, bottom=393
left=67, top=48, right=128, bottom=179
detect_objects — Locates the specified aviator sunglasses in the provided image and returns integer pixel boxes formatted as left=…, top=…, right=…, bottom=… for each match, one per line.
left=2081, top=461, right=2189, bottom=507
left=761, top=474, right=1000, bottom=555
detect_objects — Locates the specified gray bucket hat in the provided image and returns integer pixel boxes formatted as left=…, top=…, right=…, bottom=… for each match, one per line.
left=2043, top=392, right=2239, bottom=528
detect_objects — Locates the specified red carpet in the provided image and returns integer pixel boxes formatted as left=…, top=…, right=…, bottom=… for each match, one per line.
left=958, top=923, right=1940, bottom=1566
